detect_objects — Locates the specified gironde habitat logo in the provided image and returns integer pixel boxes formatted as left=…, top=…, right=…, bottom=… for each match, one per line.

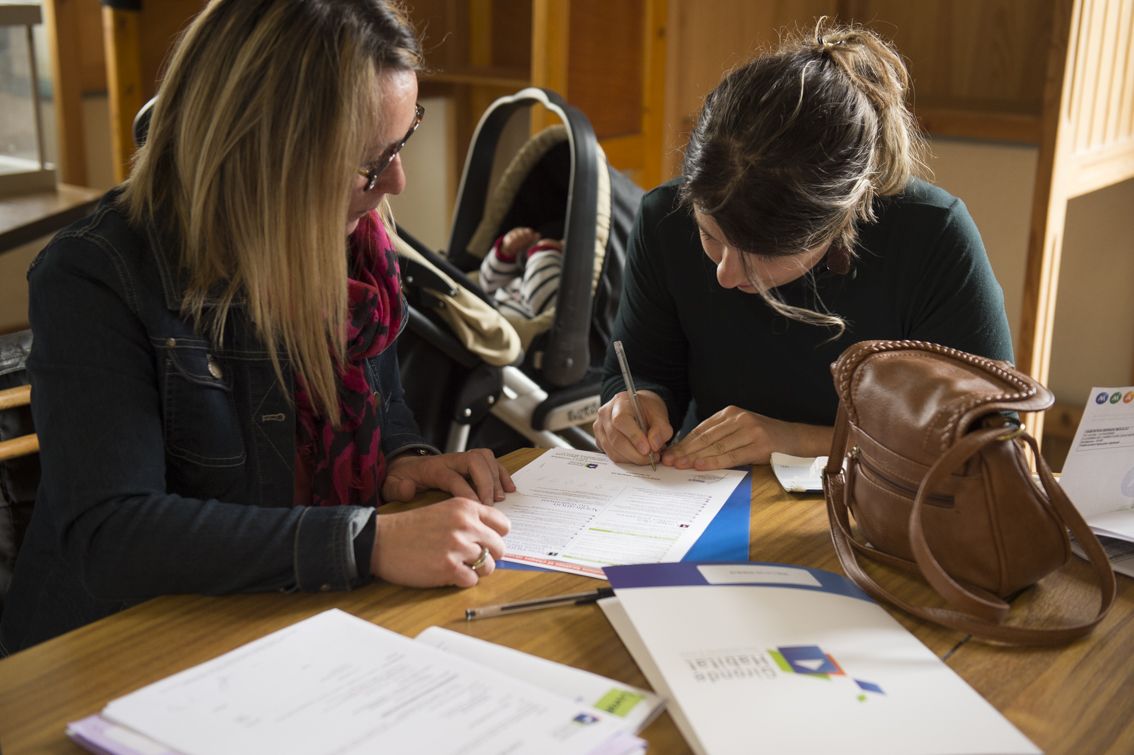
left=769, top=645, right=884, bottom=702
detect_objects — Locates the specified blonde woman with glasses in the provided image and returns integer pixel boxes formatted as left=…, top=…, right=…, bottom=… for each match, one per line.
left=0, top=0, right=513, bottom=655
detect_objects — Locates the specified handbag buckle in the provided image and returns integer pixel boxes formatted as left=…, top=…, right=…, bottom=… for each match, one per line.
left=995, top=424, right=1025, bottom=442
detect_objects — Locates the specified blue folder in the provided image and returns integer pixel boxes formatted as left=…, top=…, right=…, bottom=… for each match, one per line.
left=499, top=471, right=752, bottom=572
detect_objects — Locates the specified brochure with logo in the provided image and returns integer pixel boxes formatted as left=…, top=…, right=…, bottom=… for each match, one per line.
left=599, top=562, right=1039, bottom=755
left=1059, top=386, right=1134, bottom=543
left=66, top=609, right=646, bottom=755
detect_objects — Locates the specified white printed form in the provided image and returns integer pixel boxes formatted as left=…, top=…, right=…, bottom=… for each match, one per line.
left=1059, top=386, right=1134, bottom=540
left=100, top=610, right=626, bottom=755
left=498, top=449, right=747, bottom=577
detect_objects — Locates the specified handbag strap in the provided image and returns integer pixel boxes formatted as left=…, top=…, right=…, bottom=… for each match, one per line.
left=824, top=405, right=1117, bottom=646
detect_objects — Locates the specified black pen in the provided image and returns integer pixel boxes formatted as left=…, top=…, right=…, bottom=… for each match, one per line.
left=465, top=587, right=615, bottom=621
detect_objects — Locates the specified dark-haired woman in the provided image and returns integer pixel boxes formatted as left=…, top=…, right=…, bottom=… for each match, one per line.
left=593, top=20, right=1012, bottom=470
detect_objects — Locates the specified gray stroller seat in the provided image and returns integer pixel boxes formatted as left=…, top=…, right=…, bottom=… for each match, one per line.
left=397, top=88, right=643, bottom=454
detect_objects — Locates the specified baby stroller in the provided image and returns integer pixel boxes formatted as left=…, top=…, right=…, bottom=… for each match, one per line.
left=395, top=88, right=644, bottom=454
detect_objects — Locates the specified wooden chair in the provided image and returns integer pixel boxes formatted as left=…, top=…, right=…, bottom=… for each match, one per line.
left=0, top=330, right=38, bottom=613
left=0, top=385, right=35, bottom=463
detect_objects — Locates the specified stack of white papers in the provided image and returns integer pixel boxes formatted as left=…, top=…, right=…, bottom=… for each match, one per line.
left=1058, top=386, right=1134, bottom=575
left=67, top=610, right=652, bottom=755
left=414, top=625, right=664, bottom=734
left=599, top=562, right=1039, bottom=755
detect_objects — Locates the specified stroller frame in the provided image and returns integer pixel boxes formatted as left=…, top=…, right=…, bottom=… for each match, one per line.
left=448, top=88, right=600, bottom=388
left=398, top=88, right=640, bottom=455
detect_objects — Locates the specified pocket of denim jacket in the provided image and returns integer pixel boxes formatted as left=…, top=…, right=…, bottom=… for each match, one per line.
left=161, top=342, right=246, bottom=467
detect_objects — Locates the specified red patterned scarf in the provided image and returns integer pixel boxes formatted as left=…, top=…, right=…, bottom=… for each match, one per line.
left=294, top=213, right=404, bottom=507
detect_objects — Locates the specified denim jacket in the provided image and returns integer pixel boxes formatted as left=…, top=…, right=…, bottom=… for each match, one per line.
left=0, top=191, right=434, bottom=654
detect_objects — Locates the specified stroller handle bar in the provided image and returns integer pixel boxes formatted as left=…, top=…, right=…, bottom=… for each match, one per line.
left=447, top=88, right=601, bottom=388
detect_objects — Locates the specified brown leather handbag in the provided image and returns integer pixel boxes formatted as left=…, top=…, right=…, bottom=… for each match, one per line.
left=822, top=340, right=1116, bottom=645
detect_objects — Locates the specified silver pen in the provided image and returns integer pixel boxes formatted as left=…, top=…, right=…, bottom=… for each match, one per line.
left=465, top=587, right=615, bottom=620
left=612, top=340, right=658, bottom=470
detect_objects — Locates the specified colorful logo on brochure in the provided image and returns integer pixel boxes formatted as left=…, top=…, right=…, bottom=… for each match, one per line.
left=1095, top=391, right=1130, bottom=405
left=769, top=645, right=884, bottom=702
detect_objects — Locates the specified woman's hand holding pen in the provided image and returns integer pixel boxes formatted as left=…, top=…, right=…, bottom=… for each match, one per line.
left=663, top=406, right=833, bottom=470
left=593, top=389, right=673, bottom=465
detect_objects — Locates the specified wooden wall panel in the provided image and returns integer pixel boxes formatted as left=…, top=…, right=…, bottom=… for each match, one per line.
left=1070, top=0, right=1105, bottom=154
left=102, top=4, right=142, bottom=183
left=666, top=0, right=835, bottom=120
left=1016, top=0, right=1134, bottom=440
left=566, top=0, right=644, bottom=139
left=841, top=1, right=1053, bottom=117
left=530, top=0, right=666, bottom=185
left=43, top=0, right=86, bottom=184
left=661, top=0, right=1066, bottom=176
left=662, top=0, right=836, bottom=178
left=489, top=0, right=534, bottom=72
left=102, top=0, right=205, bottom=182
left=410, top=0, right=469, bottom=71
left=1103, top=0, right=1132, bottom=146
left=412, top=1, right=533, bottom=190
left=137, top=0, right=205, bottom=97
left=530, top=0, right=568, bottom=95
left=1060, top=0, right=1134, bottom=197
left=841, top=1, right=1056, bottom=142
left=75, top=0, right=105, bottom=93
left=639, top=0, right=668, bottom=189
left=412, top=0, right=531, bottom=79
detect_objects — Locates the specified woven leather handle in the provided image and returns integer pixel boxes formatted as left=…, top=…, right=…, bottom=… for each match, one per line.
left=823, top=405, right=1117, bottom=646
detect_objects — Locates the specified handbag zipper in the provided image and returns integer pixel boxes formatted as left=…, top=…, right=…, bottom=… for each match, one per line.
left=850, top=447, right=955, bottom=507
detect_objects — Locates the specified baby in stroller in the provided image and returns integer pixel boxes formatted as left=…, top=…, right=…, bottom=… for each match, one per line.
left=396, top=88, right=644, bottom=455
left=479, top=221, right=564, bottom=320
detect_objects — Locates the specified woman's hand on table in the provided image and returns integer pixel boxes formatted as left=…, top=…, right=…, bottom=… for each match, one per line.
left=382, top=448, right=515, bottom=505
left=372, top=497, right=511, bottom=587
left=593, top=389, right=673, bottom=465
left=663, top=406, right=833, bottom=470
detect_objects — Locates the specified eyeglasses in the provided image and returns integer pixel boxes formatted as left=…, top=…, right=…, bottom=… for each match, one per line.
left=357, top=103, right=425, bottom=192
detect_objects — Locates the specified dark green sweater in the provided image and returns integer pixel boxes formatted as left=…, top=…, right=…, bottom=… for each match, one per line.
left=601, top=179, right=1014, bottom=431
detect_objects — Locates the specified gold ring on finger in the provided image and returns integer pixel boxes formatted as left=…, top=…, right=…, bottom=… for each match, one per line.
left=466, top=545, right=490, bottom=573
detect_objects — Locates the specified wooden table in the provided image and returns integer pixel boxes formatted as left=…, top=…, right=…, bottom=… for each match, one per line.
left=1, top=448, right=1131, bottom=754
left=0, top=184, right=102, bottom=255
